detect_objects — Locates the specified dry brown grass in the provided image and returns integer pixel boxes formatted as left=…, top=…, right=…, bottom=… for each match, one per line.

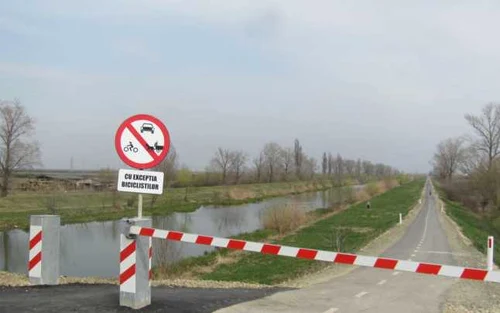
left=262, top=203, right=307, bottom=235
left=383, top=178, right=400, bottom=190
left=376, top=181, right=388, bottom=193
left=228, top=188, right=256, bottom=200
left=354, top=188, right=371, bottom=202
left=365, top=182, right=380, bottom=197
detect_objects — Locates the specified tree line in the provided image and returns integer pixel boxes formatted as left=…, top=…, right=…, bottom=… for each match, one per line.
left=433, top=103, right=500, bottom=211
left=158, top=139, right=401, bottom=188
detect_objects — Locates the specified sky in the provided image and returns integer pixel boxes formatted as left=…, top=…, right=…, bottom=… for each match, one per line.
left=1, top=1, right=499, bottom=173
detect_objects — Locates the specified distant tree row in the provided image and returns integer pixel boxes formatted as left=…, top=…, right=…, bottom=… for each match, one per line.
left=154, top=139, right=401, bottom=188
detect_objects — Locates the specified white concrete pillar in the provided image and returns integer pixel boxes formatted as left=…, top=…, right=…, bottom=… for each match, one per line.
left=28, top=215, right=60, bottom=285
left=487, top=236, right=494, bottom=271
left=119, top=217, right=152, bottom=309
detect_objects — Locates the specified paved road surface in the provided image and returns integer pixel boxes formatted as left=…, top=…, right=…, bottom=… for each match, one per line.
left=216, top=179, right=458, bottom=313
left=0, top=284, right=288, bottom=313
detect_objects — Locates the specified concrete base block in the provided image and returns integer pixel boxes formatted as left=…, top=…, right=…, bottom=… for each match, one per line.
left=29, top=215, right=60, bottom=285
left=119, top=217, right=152, bottom=309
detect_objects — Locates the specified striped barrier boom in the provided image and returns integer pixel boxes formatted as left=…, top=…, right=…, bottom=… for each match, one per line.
left=129, top=226, right=500, bottom=283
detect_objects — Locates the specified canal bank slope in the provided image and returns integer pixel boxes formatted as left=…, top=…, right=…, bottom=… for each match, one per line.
left=1, top=179, right=379, bottom=232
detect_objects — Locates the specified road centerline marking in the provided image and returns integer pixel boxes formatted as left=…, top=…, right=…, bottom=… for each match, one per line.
left=377, top=279, right=387, bottom=285
left=322, top=308, right=339, bottom=313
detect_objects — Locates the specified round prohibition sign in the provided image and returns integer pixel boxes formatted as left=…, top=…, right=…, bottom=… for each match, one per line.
left=115, top=114, right=171, bottom=169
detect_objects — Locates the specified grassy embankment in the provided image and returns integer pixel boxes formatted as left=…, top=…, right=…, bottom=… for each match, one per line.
left=153, top=179, right=424, bottom=285
left=0, top=180, right=337, bottom=232
left=435, top=182, right=500, bottom=266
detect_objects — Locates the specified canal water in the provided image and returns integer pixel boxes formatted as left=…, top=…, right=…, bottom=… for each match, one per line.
left=0, top=187, right=360, bottom=278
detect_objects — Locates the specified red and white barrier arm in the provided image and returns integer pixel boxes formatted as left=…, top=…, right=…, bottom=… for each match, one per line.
left=129, top=226, right=500, bottom=283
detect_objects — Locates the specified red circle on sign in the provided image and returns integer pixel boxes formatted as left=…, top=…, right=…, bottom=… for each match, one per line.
left=115, top=114, right=171, bottom=169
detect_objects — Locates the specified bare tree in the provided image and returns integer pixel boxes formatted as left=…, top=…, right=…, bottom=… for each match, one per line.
left=459, top=145, right=484, bottom=177
left=154, top=146, right=179, bottom=188
left=328, top=153, right=333, bottom=176
left=229, top=150, right=247, bottom=184
left=355, top=159, right=362, bottom=181
left=344, top=159, right=356, bottom=177
left=253, top=152, right=265, bottom=183
left=465, top=103, right=500, bottom=168
left=210, top=147, right=232, bottom=184
left=334, top=154, right=344, bottom=184
left=281, top=147, right=294, bottom=181
left=263, top=142, right=282, bottom=183
left=362, top=160, right=374, bottom=177
left=375, top=163, right=386, bottom=178
left=294, top=139, right=303, bottom=179
left=322, top=152, right=328, bottom=175
left=432, top=137, right=466, bottom=180
left=0, top=100, right=41, bottom=197
left=302, top=156, right=317, bottom=179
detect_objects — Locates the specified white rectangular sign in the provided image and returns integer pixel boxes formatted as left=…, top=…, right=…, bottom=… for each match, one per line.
left=117, top=169, right=164, bottom=195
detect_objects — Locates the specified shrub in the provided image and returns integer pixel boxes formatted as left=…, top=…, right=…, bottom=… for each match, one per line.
left=342, top=187, right=356, bottom=204
left=355, top=188, right=371, bottom=203
left=262, top=203, right=307, bottom=235
left=365, top=182, right=380, bottom=197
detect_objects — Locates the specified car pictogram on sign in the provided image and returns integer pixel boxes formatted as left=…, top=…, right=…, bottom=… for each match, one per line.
left=140, top=123, right=155, bottom=134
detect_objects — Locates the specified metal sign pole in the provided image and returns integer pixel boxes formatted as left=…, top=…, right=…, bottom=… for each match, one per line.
left=138, top=168, right=143, bottom=218
left=138, top=194, right=143, bottom=218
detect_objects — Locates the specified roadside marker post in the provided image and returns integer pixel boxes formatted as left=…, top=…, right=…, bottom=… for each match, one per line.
left=119, top=217, right=153, bottom=309
left=399, top=213, right=403, bottom=225
left=488, top=236, right=494, bottom=271
left=28, top=215, right=60, bottom=285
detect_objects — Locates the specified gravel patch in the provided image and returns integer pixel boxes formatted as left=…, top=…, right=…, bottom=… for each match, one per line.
left=437, top=195, right=500, bottom=313
left=0, top=271, right=269, bottom=290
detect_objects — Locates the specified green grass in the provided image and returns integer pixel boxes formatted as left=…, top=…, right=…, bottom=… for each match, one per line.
left=0, top=181, right=335, bottom=232
left=201, top=179, right=425, bottom=285
left=152, top=207, right=338, bottom=279
left=153, top=228, right=279, bottom=278
left=435, top=184, right=500, bottom=266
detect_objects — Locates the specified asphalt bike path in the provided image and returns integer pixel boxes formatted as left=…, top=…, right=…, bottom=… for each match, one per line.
left=215, top=180, right=458, bottom=313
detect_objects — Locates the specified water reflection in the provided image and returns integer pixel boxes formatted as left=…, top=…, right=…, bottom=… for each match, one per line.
left=0, top=186, right=361, bottom=277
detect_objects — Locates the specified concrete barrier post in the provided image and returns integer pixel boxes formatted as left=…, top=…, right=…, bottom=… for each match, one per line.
left=119, top=217, right=152, bottom=309
left=28, top=215, right=60, bottom=285
left=488, top=236, right=494, bottom=271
